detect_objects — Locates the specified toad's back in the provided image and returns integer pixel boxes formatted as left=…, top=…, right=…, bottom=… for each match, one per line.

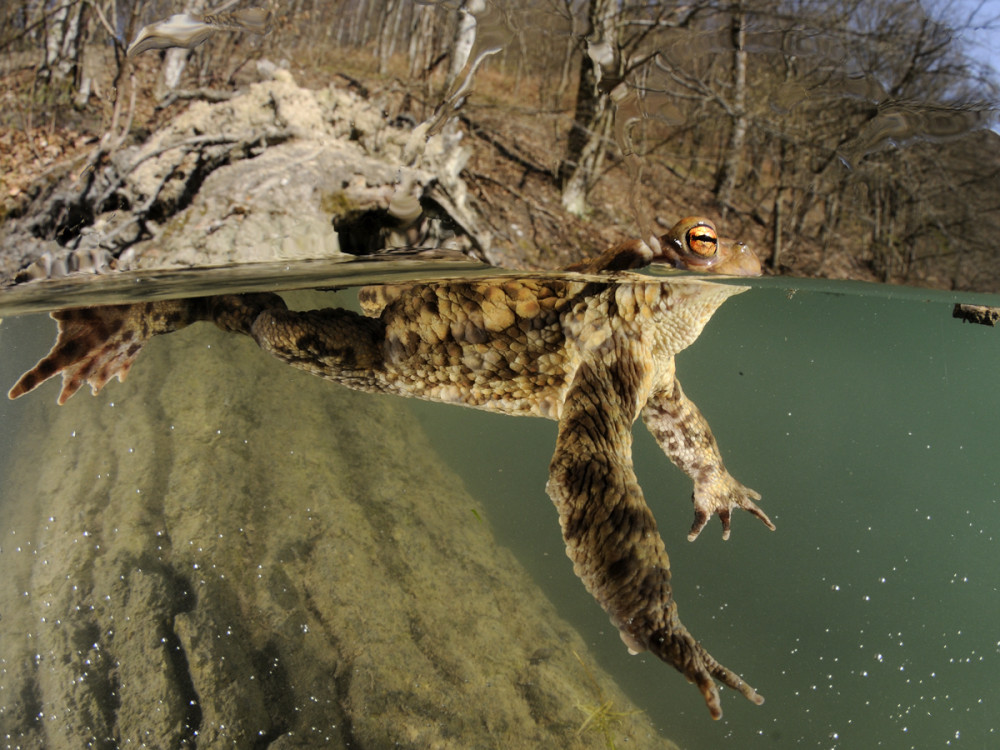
left=366, top=276, right=745, bottom=419
left=370, top=279, right=577, bottom=417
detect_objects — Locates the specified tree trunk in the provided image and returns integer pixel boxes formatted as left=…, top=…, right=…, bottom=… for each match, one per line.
left=771, top=177, right=784, bottom=270
left=42, top=0, right=86, bottom=86
left=407, top=3, right=436, bottom=80
left=382, top=0, right=409, bottom=72
left=444, top=0, right=485, bottom=91
left=161, top=0, right=208, bottom=95
left=558, top=0, right=617, bottom=216
left=555, top=19, right=578, bottom=106
left=712, top=2, right=748, bottom=215
left=358, top=0, right=376, bottom=49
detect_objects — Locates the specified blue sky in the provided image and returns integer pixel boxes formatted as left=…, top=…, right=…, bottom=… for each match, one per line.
left=950, top=0, right=1000, bottom=85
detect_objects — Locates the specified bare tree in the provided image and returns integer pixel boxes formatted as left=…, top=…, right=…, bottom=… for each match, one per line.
left=2, top=0, right=997, bottom=287
left=161, top=0, right=209, bottom=94
left=712, top=1, right=748, bottom=215
left=39, top=0, right=87, bottom=86
left=444, top=0, right=486, bottom=91
left=557, top=0, right=617, bottom=216
left=375, top=0, right=404, bottom=75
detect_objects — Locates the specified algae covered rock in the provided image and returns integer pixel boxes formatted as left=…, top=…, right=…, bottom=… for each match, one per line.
left=0, top=298, right=679, bottom=748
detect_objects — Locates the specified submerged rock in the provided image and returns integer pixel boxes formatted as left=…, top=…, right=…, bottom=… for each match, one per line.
left=0, top=297, right=679, bottom=748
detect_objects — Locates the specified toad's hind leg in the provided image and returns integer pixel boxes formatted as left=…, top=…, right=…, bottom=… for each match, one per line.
left=8, top=294, right=387, bottom=403
left=546, top=354, right=763, bottom=719
left=5, top=296, right=280, bottom=404
left=249, top=307, right=386, bottom=392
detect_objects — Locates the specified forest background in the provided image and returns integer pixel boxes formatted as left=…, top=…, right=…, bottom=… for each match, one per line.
left=1, top=0, right=998, bottom=291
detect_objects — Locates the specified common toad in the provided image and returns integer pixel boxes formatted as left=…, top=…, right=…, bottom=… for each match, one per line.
left=10, top=217, right=773, bottom=718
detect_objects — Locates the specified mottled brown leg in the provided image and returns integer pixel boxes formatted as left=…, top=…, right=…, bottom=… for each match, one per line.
left=8, top=294, right=285, bottom=404
left=248, top=307, right=386, bottom=393
left=642, top=378, right=774, bottom=541
left=547, top=355, right=763, bottom=718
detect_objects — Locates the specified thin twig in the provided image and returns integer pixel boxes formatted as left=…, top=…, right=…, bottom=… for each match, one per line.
left=86, top=0, right=120, bottom=43
left=471, top=171, right=562, bottom=221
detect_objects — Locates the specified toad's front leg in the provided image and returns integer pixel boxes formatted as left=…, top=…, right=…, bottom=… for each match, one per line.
left=546, top=354, right=763, bottom=718
left=642, top=378, right=774, bottom=541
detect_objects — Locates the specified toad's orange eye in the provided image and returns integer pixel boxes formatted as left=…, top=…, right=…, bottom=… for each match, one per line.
left=686, top=225, right=718, bottom=257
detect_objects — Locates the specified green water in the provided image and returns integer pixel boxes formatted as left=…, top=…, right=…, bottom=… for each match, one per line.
left=1, top=271, right=998, bottom=748
left=411, top=277, right=1000, bottom=748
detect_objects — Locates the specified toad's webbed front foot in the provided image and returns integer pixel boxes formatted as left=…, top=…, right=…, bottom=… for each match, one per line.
left=689, top=474, right=774, bottom=542
left=642, top=379, right=775, bottom=541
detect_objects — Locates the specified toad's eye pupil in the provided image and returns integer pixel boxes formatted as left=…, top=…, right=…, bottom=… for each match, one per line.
left=687, top=228, right=718, bottom=257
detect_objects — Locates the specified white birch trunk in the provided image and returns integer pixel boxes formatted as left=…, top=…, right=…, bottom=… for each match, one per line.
left=444, top=0, right=484, bottom=91
left=160, top=0, right=208, bottom=94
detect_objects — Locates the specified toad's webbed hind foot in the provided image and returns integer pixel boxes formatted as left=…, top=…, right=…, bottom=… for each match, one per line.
left=8, top=294, right=285, bottom=404
left=9, top=304, right=167, bottom=404
left=647, top=623, right=764, bottom=720
left=548, top=353, right=764, bottom=718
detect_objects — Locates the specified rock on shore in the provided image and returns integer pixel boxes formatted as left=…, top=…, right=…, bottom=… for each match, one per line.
left=2, top=68, right=493, bottom=284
